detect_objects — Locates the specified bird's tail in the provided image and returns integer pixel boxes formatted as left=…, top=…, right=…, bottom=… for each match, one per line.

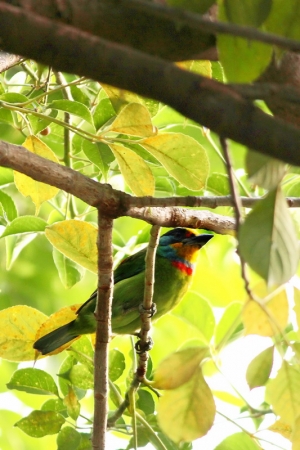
left=33, top=321, right=79, bottom=355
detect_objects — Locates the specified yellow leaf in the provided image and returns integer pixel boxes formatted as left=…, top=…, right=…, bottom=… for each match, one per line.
left=177, top=60, right=212, bottom=78
left=153, top=346, right=209, bottom=389
left=142, top=133, right=209, bottom=191
left=266, top=361, right=300, bottom=426
left=292, top=416, right=300, bottom=450
left=157, top=367, right=215, bottom=443
left=35, top=304, right=82, bottom=356
left=109, top=143, right=155, bottom=196
left=108, top=103, right=155, bottom=137
left=14, top=136, right=59, bottom=213
left=294, top=288, right=300, bottom=340
left=268, top=420, right=292, bottom=440
left=0, top=306, right=48, bottom=361
left=242, top=283, right=288, bottom=336
left=45, top=220, right=98, bottom=273
left=212, top=390, right=245, bottom=407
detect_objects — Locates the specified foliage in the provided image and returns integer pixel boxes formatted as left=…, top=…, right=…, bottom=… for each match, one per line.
left=0, top=2, right=300, bottom=450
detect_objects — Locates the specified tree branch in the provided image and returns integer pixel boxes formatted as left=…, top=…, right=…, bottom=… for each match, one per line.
left=1, top=3, right=300, bottom=166
left=93, top=215, right=114, bottom=449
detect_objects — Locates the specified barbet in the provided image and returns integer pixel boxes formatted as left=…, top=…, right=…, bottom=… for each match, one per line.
left=34, top=228, right=213, bottom=355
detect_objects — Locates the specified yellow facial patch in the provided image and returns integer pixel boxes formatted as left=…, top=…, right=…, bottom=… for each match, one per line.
left=171, top=242, right=200, bottom=264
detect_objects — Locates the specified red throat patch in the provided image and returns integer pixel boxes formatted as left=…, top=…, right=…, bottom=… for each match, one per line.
left=171, top=260, right=193, bottom=276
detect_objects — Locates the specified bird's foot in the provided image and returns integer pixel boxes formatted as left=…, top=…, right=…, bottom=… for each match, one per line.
left=138, top=302, right=157, bottom=318
left=134, top=336, right=154, bottom=353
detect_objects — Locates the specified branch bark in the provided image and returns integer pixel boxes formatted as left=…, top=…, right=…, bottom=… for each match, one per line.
left=1, top=3, right=300, bottom=166
left=93, top=215, right=114, bottom=449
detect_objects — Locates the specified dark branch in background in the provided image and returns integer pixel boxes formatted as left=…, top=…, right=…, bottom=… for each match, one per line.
left=1, top=4, right=300, bottom=166
left=93, top=215, right=114, bottom=449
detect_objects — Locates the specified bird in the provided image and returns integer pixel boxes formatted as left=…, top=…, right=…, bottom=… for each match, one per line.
left=33, top=228, right=213, bottom=355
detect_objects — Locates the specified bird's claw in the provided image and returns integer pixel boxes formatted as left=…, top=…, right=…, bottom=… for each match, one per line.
left=138, top=302, right=157, bottom=318
left=135, top=337, right=154, bottom=354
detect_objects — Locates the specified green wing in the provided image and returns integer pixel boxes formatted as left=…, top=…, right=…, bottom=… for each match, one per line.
left=114, top=247, right=146, bottom=283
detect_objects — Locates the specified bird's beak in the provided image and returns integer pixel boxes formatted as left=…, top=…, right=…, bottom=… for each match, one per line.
left=184, top=234, right=213, bottom=248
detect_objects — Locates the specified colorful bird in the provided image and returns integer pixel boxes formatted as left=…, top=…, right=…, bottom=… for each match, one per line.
left=34, top=228, right=213, bottom=355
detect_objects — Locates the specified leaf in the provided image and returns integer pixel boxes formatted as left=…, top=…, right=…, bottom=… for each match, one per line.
left=157, top=367, right=215, bottom=442
left=35, top=304, right=81, bottom=356
left=292, top=416, right=300, bottom=450
left=49, top=99, right=93, bottom=124
left=246, top=346, right=274, bottom=389
left=15, top=410, right=65, bottom=437
left=0, top=167, right=13, bottom=185
left=212, top=390, right=244, bottom=407
left=57, top=426, right=81, bottom=450
left=177, top=60, right=212, bottom=77
left=217, top=1, right=272, bottom=82
left=172, top=293, right=215, bottom=343
left=242, top=284, right=289, bottom=337
left=108, top=103, right=155, bottom=137
left=0, top=190, right=17, bottom=221
left=68, top=365, right=94, bottom=390
left=109, top=143, right=155, bottom=196
left=268, top=419, right=292, bottom=440
left=136, top=389, right=155, bottom=416
left=109, top=349, right=126, bottom=382
left=82, top=140, right=114, bottom=179
left=41, top=398, right=66, bottom=414
left=93, top=97, right=115, bottom=130
left=239, top=187, right=299, bottom=285
left=53, top=247, right=84, bottom=289
left=7, top=368, right=58, bottom=395
left=214, top=302, right=242, bottom=347
left=214, top=432, right=261, bottom=450
left=266, top=361, right=300, bottom=425
left=246, top=150, right=287, bottom=189
left=63, top=387, right=80, bottom=420
left=266, top=0, right=300, bottom=41
left=0, top=305, right=48, bottom=361
left=294, top=288, right=300, bottom=340
left=142, top=133, right=209, bottom=190
left=5, top=233, right=37, bottom=269
left=153, top=346, right=209, bottom=390
left=14, top=136, right=59, bottom=212
left=1, top=216, right=47, bottom=238
left=101, top=84, right=159, bottom=116
left=45, top=220, right=98, bottom=273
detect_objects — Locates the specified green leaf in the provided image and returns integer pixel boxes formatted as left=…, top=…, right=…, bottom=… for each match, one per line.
left=142, top=133, right=209, bottom=190
left=5, top=234, right=37, bottom=270
left=53, top=247, right=84, bottom=289
left=0, top=190, right=18, bottom=221
left=68, top=365, right=94, bottom=390
left=166, top=0, right=215, bottom=14
left=246, top=150, right=286, bottom=189
left=57, top=426, right=81, bottom=450
left=223, top=0, right=272, bottom=26
left=215, top=432, right=261, bottom=450
left=173, top=293, right=215, bottom=343
left=239, top=187, right=299, bottom=285
left=1, top=216, right=47, bottom=238
left=137, top=389, right=155, bottom=416
left=266, top=360, right=300, bottom=425
left=69, top=336, right=94, bottom=373
left=109, top=349, right=125, bottom=382
left=15, top=410, right=65, bottom=437
left=157, top=367, right=215, bottom=442
left=246, top=346, right=274, bottom=389
left=0, top=167, right=13, bottom=185
left=93, top=97, right=115, bottom=130
left=214, top=302, right=242, bottom=347
left=63, top=386, right=80, bottom=420
left=109, top=143, right=155, bottom=196
left=265, top=0, right=300, bottom=41
left=49, top=100, right=93, bottom=124
left=207, top=173, right=230, bottom=196
left=7, top=368, right=59, bottom=396
left=218, top=1, right=272, bottom=82
left=41, top=398, right=67, bottom=414
left=0, top=93, right=29, bottom=103
left=82, top=140, right=114, bottom=179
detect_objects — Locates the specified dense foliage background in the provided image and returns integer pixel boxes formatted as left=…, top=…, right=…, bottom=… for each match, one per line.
left=0, top=1, right=300, bottom=450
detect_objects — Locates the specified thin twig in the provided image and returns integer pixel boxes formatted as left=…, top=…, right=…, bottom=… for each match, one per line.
left=220, top=136, right=252, bottom=298
left=136, top=225, right=161, bottom=381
